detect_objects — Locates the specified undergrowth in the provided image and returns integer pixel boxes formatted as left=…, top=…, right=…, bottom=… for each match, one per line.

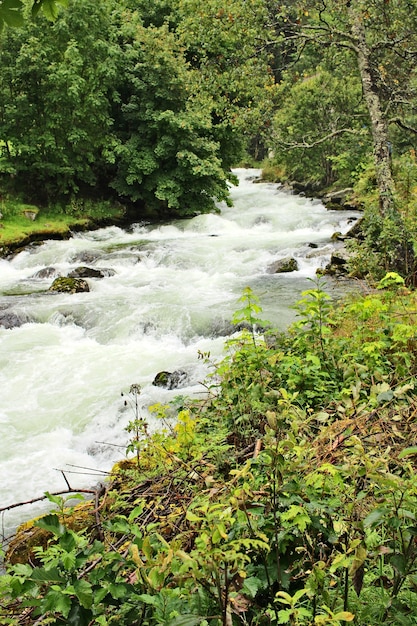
left=1, top=279, right=417, bottom=625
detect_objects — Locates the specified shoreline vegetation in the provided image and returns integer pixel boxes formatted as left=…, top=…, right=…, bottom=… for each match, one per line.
left=0, top=166, right=359, bottom=259
left=0, top=199, right=129, bottom=258
left=2, top=276, right=417, bottom=625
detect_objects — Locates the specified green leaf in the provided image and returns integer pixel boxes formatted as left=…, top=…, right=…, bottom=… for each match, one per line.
left=1, top=0, right=24, bottom=27
left=31, top=566, right=64, bottom=583
left=67, top=602, right=92, bottom=626
left=278, top=609, right=293, bottom=623
left=364, top=508, right=388, bottom=527
left=42, top=589, right=72, bottom=618
left=398, top=446, right=417, bottom=459
left=108, top=583, right=128, bottom=599
left=35, top=513, right=65, bottom=537
left=390, top=553, right=407, bottom=575
left=38, top=0, right=60, bottom=20
left=59, top=531, right=77, bottom=553
left=61, top=550, right=76, bottom=571
left=242, top=576, right=264, bottom=598
left=136, top=593, right=159, bottom=607
left=377, top=390, right=394, bottom=403
left=73, top=579, right=94, bottom=610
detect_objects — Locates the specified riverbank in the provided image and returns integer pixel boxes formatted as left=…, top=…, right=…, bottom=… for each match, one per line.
left=0, top=199, right=129, bottom=258
left=2, top=280, right=417, bottom=625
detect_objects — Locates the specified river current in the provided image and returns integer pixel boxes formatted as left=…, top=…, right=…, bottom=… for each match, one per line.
left=0, top=169, right=359, bottom=536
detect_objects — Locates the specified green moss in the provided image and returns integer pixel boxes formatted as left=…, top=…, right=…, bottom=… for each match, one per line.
left=0, top=198, right=125, bottom=253
left=49, top=277, right=90, bottom=293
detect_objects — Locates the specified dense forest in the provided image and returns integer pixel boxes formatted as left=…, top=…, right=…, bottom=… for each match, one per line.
left=1, top=0, right=417, bottom=278
left=1, top=1, right=417, bottom=625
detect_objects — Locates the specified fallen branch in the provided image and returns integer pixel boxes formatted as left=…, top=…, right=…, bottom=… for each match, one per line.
left=0, top=488, right=97, bottom=514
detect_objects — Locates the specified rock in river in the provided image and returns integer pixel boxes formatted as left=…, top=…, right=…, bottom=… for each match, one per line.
left=267, top=257, right=299, bottom=273
left=49, top=277, right=90, bottom=293
left=152, top=370, right=188, bottom=389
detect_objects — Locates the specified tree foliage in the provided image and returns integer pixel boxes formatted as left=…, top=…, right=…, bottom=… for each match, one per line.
left=267, top=0, right=417, bottom=213
left=0, top=0, right=273, bottom=217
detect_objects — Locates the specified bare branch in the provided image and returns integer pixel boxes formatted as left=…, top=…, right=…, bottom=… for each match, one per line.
left=0, top=488, right=96, bottom=514
left=276, top=128, right=362, bottom=149
left=390, top=117, right=417, bottom=135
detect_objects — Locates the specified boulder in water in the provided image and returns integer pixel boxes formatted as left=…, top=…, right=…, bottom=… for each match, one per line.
left=49, top=277, right=90, bottom=293
left=153, top=370, right=188, bottom=389
left=318, top=244, right=351, bottom=277
left=267, top=257, right=298, bottom=273
left=31, top=267, right=58, bottom=279
left=0, top=310, right=29, bottom=329
left=68, top=266, right=115, bottom=279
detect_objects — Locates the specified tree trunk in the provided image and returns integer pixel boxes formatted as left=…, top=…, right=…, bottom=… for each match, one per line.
left=349, top=8, right=396, bottom=216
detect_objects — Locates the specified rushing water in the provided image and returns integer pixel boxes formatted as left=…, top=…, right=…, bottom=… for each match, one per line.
left=0, top=169, right=359, bottom=536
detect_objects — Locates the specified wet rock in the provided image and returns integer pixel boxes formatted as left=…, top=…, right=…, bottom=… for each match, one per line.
left=31, top=267, right=58, bottom=279
left=345, top=216, right=364, bottom=239
left=68, top=266, right=115, bottom=279
left=323, top=188, right=358, bottom=210
left=0, top=310, right=29, bottom=328
left=49, top=277, right=90, bottom=293
left=318, top=244, right=351, bottom=277
left=152, top=370, right=188, bottom=390
left=71, top=251, right=103, bottom=264
left=208, top=318, right=236, bottom=337
left=267, top=257, right=299, bottom=273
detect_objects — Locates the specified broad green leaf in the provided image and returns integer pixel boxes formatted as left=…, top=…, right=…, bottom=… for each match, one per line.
left=364, top=508, right=388, bottom=527
left=42, top=589, right=72, bottom=618
left=390, top=553, right=406, bottom=575
left=73, top=579, right=93, bottom=609
left=35, top=513, right=65, bottom=537
left=1, top=0, right=24, bottom=27
left=31, top=566, right=64, bottom=583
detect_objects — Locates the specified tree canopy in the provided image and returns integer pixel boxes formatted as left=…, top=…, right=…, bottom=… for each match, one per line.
left=0, top=0, right=273, bottom=217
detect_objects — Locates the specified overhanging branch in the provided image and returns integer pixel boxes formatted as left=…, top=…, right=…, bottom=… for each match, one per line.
left=390, top=117, right=417, bottom=136
left=276, top=127, right=362, bottom=149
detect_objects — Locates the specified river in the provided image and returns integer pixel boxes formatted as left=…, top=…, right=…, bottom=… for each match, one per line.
left=0, top=169, right=359, bottom=537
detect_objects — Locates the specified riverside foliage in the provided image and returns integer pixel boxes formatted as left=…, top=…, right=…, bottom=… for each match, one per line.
left=0, top=0, right=273, bottom=215
left=2, top=281, right=417, bottom=625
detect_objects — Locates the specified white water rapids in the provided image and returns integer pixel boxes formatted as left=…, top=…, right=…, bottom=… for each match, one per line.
left=0, top=169, right=359, bottom=536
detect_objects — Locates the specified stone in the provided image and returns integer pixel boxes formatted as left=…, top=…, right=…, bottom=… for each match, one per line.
left=267, top=257, right=298, bottom=273
left=0, top=310, right=29, bottom=329
left=68, top=266, right=115, bottom=279
left=31, top=267, right=58, bottom=279
left=49, top=277, right=90, bottom=293
left=152, top=370, right=188, bottom=390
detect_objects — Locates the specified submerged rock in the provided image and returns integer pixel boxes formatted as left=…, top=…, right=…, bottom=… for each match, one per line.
left=153, top=370, right=188, bottom=389
left=31, top=266, right=58, bottom=279
left=0, top=310, right=29, bottom=329
left=49, top=277, right=90, bottom=293
left=267, top=257, right=299, bottom=273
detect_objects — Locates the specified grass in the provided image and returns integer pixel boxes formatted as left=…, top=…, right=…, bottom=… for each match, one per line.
left=0, top=197, right=125, bottom=250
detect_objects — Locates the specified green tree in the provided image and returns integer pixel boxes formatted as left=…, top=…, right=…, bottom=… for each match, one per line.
left=177, top=0, right=275, bottom=166
left=0, top=0, right=118, bottom=202
left=272, top=65, right=370, bottom=186
left=109, top=15, right=233, bottom=216
left=269, top=0, right=417, bottom=214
